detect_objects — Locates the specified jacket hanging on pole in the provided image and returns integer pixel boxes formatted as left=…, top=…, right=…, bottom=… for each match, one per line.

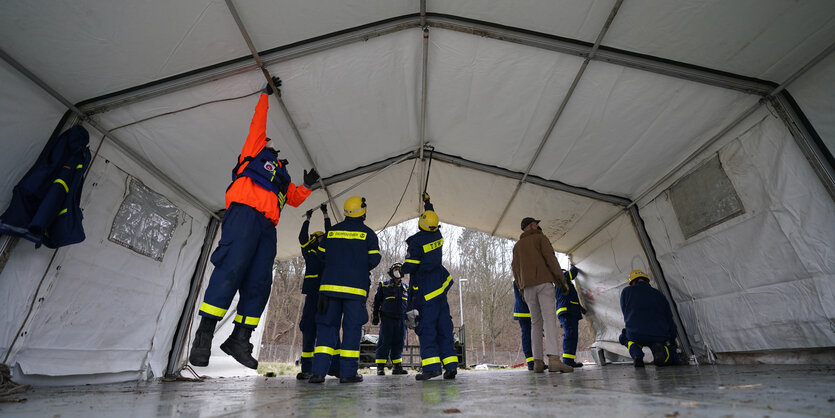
left=0, top=125, right=91, bottom=248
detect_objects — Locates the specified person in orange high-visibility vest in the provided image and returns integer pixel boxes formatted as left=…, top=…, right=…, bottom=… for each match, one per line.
left=189, top=76, right=319, bottom=369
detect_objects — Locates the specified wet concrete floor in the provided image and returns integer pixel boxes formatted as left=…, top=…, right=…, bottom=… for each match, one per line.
left=1, top=364, right=833, bottom=417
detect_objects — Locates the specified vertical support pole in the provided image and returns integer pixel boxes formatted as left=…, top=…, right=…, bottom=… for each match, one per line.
left=627, top=205, right=695, bottom=359
left=165, top=213, right=222, bottom=376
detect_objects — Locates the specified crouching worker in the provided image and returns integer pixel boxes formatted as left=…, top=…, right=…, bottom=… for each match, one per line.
left=371, top=263, right=409, bottom=375
left=309, top=196, right=381, bottom=383
left=619, top=270, right=680, bottom=367
left=402, top=193, right=458, bottom=381
left=296, top=203, right=331, bottom=380
left=189, top=77, right=318, bottom=369
left=556, top=265, right=587, bottom=368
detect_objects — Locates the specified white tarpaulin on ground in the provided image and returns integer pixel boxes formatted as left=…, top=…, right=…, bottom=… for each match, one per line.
left=0, top=0, right=833, bottom=383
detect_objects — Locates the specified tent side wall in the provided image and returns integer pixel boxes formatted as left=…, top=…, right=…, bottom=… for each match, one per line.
left=789, top=50, right=835, bottom=161
left=575, top=104, right=835, bottom=364
left=0, top=126, right=210, bottom=385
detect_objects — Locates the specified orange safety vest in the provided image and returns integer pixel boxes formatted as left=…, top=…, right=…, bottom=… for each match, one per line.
left=225, top=94, right=311, bottom=225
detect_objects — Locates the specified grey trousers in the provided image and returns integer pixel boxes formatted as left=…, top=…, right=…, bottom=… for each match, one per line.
left=523, top=282, right=560, bottom=360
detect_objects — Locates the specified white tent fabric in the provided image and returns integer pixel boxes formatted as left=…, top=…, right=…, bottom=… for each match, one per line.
left=790, top=52, right=835, bottom=155
left=0, top=133, right=209, bottom=383
left=0, top=0, right=833, bottom=383
left=639, top=110, right=835, bottom=356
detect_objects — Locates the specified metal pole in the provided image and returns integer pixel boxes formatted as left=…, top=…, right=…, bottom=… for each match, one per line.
left=303, top=150, right=418, bottom=213
left=223, top=0, right=340, bottom=221
left=458, top=278, right=468, bottom=325
left=490, top=0, right=624, bottom=235
left=0, top=48, right=220, bottom=221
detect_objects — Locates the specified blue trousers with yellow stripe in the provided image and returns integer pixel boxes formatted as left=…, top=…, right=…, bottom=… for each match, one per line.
left=312, top=297, right=368, bottom=378
left=517, top=318, right=534, bottom=368
left=618, top=329, right=680, bottom=366
left=416, top=299, right=458, bottom=373
left=299, top=293, right=319, bottom=373
left=559, top=315, right=579, bottom=364
left=376, top=314, right=405, bottom=366
left=199, top=203, right=275, bottom=328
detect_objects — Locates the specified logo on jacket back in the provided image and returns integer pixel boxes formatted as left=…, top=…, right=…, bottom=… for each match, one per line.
left=263, top=161, right=276, bottom=172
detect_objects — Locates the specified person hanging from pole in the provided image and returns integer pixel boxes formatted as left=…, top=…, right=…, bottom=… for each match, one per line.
left=401, top=193, right=459, bottom=381
left=188, top=76, right=320, bottom=369
left=371, top=263, right=409, bottom=376
left=309, top=196, right=381, bottom=384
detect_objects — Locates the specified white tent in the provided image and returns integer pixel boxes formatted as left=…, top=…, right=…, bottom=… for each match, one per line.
left=1, top=0, right=833, bottom=384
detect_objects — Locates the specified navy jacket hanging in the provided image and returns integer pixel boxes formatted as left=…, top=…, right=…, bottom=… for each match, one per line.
left=0, top=125, right=92, bottom=248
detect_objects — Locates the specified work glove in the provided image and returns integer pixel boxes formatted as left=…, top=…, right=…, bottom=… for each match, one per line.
left=305, top=208, right=314, bottom=220
left=263, top=76, right=282, bottom=95
left=422, top=192, right=430, bottom=203
left=303, top=168, right=320, bottom=188
left=405, top=309, right=419, bottom=329
left=320, top=203, right=328, bottom=214
left=371, top=314, right=380, bottom=326
left=317, top=294, right=329, bottom=314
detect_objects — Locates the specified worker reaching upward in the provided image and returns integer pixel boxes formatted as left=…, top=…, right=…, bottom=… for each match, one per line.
left=309, top=196, right=381, bottom=384
left=296, top=203, right=331, bottom=380
left=189, top=77, right=319, bottom=370
left=401, top=193, right=459, bottom=381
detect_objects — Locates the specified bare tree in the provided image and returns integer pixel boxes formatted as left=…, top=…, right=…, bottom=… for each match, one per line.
left=455, top=229, right=514, bottom=363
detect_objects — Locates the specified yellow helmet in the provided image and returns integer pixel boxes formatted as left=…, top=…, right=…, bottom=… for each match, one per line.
left=628, top=269, right=649, bottom=284
left=419, top=210, right=439, bottom=231
left=344, top=196, right=366, bottom=218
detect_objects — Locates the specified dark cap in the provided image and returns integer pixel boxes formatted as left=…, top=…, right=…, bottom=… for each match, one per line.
left=521, top=217, right=540, bottom=230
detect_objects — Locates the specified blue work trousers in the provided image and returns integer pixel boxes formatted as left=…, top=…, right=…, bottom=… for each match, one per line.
left=312, top=297, right=368, bottom=378
left=200, top=203, right=275, bottom=328
left=376, top=314, right=405, bottom=365
left=517, top=318, right=533, bottom=368
left=416, top=299, right=458, bottom=373
left=559, top=315, right=579, bottom=363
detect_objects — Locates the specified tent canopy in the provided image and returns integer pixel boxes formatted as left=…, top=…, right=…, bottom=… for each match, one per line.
left=3, top=0, right=833, bottom=258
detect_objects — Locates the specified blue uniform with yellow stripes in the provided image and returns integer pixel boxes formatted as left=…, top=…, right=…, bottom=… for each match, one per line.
left=619, top=281, right=679, bottom=366
left=298, top=217, right=331, bottom=374
left=556, top=266, right=583, bottom=365
left=0, top=125, right=91, bottom=249
left=312, top=217, right=381, bottom=378
left=512, top=281, right=534, bottom=369
left=402, top=203, right=458, bottom=374
left=372, top=279, right=408, bottom=367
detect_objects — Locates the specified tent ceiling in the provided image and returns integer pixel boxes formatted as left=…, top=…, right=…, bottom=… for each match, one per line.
left=2, top=1, right=833, bottom=259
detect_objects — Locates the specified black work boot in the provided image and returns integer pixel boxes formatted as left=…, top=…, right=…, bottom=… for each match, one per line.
left=392, top=364, right=408, bottom=375
left=189, top=317, right=217, bottom=367
left=220, top=325, right=258, bottom=369
left=443, top=369, right=457, bottom=380
left=308, top=375, right=325, bottom=384
left=377, top=365, right=385, bottom=376
left=296, top=372, right=313, bottom=380
left=415, top=370, right=442, bottom=381
left=651, top=343, right=669, bottom=366
left=634, top=357, right=645, bottom=368
left=340, top=374, right=364, bottom=383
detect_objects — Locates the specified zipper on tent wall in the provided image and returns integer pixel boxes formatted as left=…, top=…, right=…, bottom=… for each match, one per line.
left=165, top=213, right=222, bottom=377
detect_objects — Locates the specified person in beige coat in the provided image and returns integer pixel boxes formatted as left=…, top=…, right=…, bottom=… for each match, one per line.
left=511, top=217, right=573, bottom=373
